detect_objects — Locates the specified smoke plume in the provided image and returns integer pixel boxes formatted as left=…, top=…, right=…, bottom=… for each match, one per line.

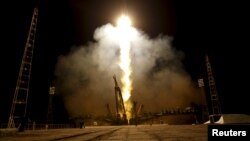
left=55, top=23, right=200, bottom=117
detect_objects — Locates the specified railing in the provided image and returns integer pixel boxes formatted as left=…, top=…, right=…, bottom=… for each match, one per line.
left=26, top=123, right=76, bottom=130
left=1, top=123, right=76, bottom=130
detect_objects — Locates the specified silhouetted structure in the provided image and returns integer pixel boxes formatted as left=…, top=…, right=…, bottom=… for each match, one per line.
left=113, top=75, right=127, bottom=124
left=8, top=7, right=38, bottom=130
left=205, top=55, right=221, bottom=123
left=47, top=81, right=55, bottom=124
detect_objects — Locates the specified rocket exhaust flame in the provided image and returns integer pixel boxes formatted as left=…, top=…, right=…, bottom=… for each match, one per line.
left=117, top=15, right=133, bottom=120
left=55, top=9, right=200, bottom=124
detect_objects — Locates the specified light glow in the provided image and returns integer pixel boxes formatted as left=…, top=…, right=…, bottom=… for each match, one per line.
left=117, top=15, right=131, bottom=28
left=117, top=15, right=133, bottom=120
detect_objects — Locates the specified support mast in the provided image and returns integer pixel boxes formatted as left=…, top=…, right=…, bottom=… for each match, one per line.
left=205, top=55, right=221, bottom=123
left=8, top=7, right=38, bottom=128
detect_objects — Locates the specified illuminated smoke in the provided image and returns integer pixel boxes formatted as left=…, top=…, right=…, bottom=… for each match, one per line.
left=55, top=23, right=200, bottom=118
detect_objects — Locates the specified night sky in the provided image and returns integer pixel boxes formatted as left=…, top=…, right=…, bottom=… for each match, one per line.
left=1, top=0, right=249, bottom=124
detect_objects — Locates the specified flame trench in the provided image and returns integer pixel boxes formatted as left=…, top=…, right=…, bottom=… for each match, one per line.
left=117, top=15, right=133, bottom=120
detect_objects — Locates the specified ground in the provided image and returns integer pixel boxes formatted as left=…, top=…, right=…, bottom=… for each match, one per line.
left=0, top=124, right=207, bottom=141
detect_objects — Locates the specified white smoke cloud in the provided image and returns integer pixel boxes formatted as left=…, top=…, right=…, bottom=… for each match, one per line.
left=55, top=23, right=200, bottom=117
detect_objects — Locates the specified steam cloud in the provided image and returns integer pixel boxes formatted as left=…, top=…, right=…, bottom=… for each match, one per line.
left=55, top=24, right=200, bottom=118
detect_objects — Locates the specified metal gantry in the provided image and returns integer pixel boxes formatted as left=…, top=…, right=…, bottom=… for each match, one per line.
left=205, top=55, right=221, bottom=123
left=8, top=7, right=38, bottom=128
left=113, top=75, right=127, bottom=121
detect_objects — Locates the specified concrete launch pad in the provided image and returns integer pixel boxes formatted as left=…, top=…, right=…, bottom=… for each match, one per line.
left=0, top=124, right=207, bottom=141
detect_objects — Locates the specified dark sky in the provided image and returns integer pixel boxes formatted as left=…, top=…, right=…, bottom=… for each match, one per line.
left=1, top=0, right=249, bottom=123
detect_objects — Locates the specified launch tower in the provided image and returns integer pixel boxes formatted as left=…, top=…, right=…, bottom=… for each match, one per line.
left=205, top=55, right=221, bottom=123
left=7, top=7, right=38, bottom=129
left=113, top=75, right=127, bottom=123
